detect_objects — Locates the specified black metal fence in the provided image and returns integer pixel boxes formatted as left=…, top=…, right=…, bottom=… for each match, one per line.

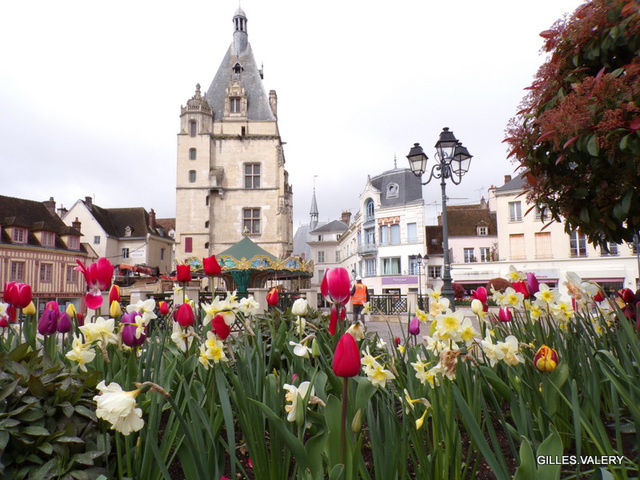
left=368, top=294, right=408, bottom=315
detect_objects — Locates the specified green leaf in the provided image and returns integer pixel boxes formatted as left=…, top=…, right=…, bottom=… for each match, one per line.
left=329, top=464, right=345, bottom=480
left=587, top=135, right=599, bottom=156
left=23, top=426, right=50, bottom=436
left=37, top=442, right=53, bottom=455
left=537, top=425, right=563, bottom=480
left=0, top=379, right=19, bottom=402
left=513, top=438, right=537, bottom=480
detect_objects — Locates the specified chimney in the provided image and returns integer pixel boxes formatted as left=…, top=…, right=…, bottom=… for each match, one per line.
left=269, top=90, right=277, bottom=118
left=42, top=197, right=56, bottom=216
left=72, top=217, right=81, bottom=233
left=340, top=210, right=352, bottom=225
left=84, top=196, right=93, bottom=209
left=504, top=175, right=512, bottom=184
left=149, top=208, right=156, bottom=229
left=57, top=205, right=68, bottom=217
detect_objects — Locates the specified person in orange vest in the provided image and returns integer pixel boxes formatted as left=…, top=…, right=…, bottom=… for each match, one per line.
left=351, top=276, right=369, bottom=324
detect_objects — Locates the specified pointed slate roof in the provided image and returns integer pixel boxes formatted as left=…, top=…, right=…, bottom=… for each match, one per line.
left=205, top=10, right=275, bottom=122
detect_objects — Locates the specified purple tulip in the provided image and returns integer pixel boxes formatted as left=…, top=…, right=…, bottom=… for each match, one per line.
left=409, top=316, right=420, bottom=336
left=57, top=312, right=72, bottom=333
left=526, top=272, right=540, bottom=295
left=121, top=323, right=146, bottom=347
left=38, top=301, right=60, bottom=335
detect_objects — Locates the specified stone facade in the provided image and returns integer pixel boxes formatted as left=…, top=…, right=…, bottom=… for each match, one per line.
left=175, top=8, right=293, bottom=265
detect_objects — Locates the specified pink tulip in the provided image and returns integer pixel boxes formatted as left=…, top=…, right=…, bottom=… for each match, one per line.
left=75, top=258, right=114, bottom=309
left=498, top=307, right=512, bottom=322
left=109, top=284, right=121, bottom=304
left=526, top=273, right=540, bottom=295
left=409, top=317, right=420, bottom=335
left=471, top=286, right=488, bottom=304
left=158, top=301, right=170, bottom=315
left=321, top=268, right=351, bottom=306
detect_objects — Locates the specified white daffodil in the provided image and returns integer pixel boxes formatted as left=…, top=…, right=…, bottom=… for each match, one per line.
left=66, top=335, right=96, bottom=371
left=199, top=331, right=228, bottom=368
left=283, top=381, right=313, bottom=423
left=365, top=362, right=395, bottom=387
left=375, top=337, right=387, bottom=350
left=498, top=335, right=525, bottom=366
left=238, top=296, right=260, bottom=316
left=534, top=283, right=560, bottom=305
left=94, top=381, right=144, bottom=435
left=501, top=287, right=524, bottom=308
left=79, top=317, right=118, bottom=346
left=429, top=297, right=450, bottom=317
left=126, top=299, right=157, bottom=324
left=551, top=300, right=574, bottom=323
left=411, top=359, right=439, bottom=388
left=347, top=321, right=365, bottom=341
left=434, top=309, right=464, bottom=342
left=459, top=317, right=480, bottom=345
left=480, top=334, right=505, bottom=367
left=170, top=323, right=194, bottom=352
left=507, top=265, right=526, bottom=282
left=295, top=316, right=307, bottom=336
left=0, top=301, right=8, bottom=317
left=361, top=346, right=378, bottom=373
left=425, top=286, right=442, bottom=301
left=362, top=302, right=371, bottom=314
left=289, top=340, right=312, bottom=358
left=291, top=298, right=308, bottom=316
left=415, top=307, right=428, bottom=322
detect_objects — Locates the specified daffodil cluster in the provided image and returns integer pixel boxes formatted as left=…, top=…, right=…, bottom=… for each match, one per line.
left=361, top=347, right=395, bottom=387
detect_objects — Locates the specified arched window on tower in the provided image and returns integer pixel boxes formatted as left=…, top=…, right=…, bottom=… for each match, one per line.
left=189, top=148, right=196, bottom=160
left=189, top=170, right=196, bottom=183
left=189, top=121, right=197, bottom=137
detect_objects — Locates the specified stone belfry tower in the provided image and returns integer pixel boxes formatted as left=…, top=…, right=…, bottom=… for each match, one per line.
left=175, top=8, right=293, bottom=264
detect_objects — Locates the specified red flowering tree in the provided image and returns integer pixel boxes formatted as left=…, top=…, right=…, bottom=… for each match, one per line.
left=505, top=0, right=640, bottom=244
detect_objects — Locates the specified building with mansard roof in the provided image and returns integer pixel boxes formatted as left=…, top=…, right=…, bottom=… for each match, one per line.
left=0, top=194, right=97, bottom=312
left=175, top=8, right=293, bottom=267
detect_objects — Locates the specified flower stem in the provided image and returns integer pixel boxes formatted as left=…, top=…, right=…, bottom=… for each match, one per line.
left=340, top=377, right=348, bottom=466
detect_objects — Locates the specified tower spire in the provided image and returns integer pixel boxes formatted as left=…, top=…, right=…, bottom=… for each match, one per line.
left=233, top=7, right=248, bottom=54
left=310, top=176, right=319, bottom=230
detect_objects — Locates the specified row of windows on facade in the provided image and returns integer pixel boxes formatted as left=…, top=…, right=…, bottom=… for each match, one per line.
left=181, top=208, right=261, bottom=253
left=507, top=231, right=632, bottom=260
left=359, top=223, right=420, bottom=247
left=6, top=227, right=80, bottom=250
left=316, top=255, right=442, bottom=279
left=8, top=261, right=79, bottom=284
left=186, top=163, right=261, bottom=188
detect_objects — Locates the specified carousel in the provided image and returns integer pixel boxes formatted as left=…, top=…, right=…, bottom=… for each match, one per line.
left=184, top=236, right=314, bottom=295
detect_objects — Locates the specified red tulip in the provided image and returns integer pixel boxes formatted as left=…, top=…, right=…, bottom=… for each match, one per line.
left=5, top=282, right=32, bottom=309
left=394, top=336, right=401, bottom=346
left=618, top=288, right=636, bottom=305
left=593, top=290, right=605, bottom=303
left=266, top=288, right=279, bottom=306
left=513, top=281, right=530, bottom=299
left=332, top=333, right=361, bottom=378
left=212, top=314, right=230, bottom=340
left=498, top=307, right=512, bottom=322
left=176, top=303, right=195, bottom=327
left=0, top=317, right=8, bottom=328
left=109, top=284, right=121, bottom=304
left=329, top=305, right=338, bottom=336
left=203, top=255, right=222, bottom=276
left=76, top=312, right=85, bottom=327
left=176, top=264, right=192, bottom=283
left=158, top=301, right=170, bottom=315
left=321, top=268, right=351, bottom=306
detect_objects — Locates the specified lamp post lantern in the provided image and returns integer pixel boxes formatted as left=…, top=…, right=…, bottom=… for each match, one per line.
left=407, top=127, right=472, bottom=310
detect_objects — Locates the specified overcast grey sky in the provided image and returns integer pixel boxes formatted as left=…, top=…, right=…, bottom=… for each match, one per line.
left=0, top=0, right=583, bottom=227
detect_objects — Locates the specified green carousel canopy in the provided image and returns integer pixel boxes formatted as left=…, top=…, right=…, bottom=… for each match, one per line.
left=185, top=237, right=313, bottom=293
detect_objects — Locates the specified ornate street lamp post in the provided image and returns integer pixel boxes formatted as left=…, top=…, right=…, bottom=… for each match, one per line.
left=416, top=253, right=428, bottom=310
left=407, top=127, right=472, bottom=310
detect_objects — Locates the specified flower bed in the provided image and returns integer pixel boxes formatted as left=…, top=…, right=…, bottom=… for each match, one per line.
left=1, top=260, right=638, bottom=479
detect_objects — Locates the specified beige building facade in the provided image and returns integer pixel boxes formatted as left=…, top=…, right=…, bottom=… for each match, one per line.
left=175, top=8, right=293, bottom=265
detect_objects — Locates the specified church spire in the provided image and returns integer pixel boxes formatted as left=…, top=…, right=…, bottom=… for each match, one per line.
left=310, top=185, right=319, bottom=231
left=233, top=7, right=248, bottom=54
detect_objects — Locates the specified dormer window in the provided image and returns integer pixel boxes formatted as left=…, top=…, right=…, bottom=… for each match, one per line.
left=67, top=236, right=79, bottom=250
left=477, top=226, right=488, bottom=236
left=124, top=226, right=132, bottom=237
left=12, top=227, right=27, bottom=243
left=233, top=62, right=244, bottom=74
left=386, top=183, right=399, bottom=198
left=41, top=231, right=55, bottom=247
left=230, top=97, right=241, bottom=114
